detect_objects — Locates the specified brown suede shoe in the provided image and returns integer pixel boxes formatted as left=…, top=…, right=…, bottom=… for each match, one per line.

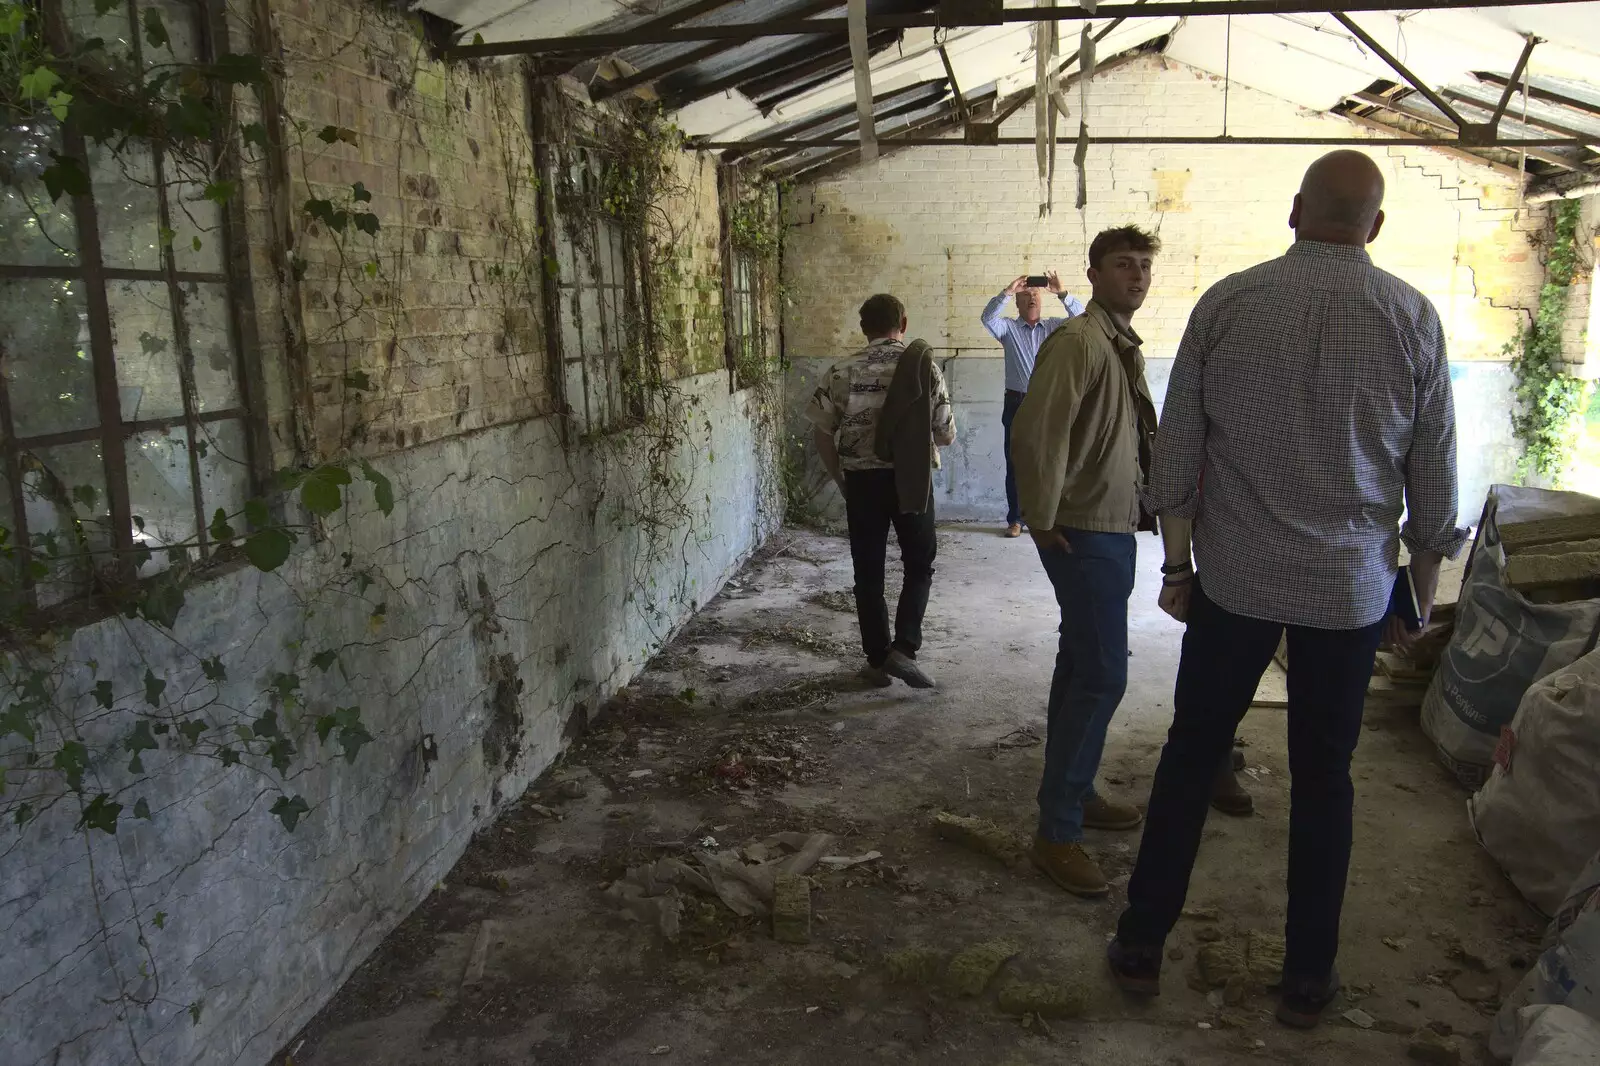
left=1005, top=523, right=1023, bottom=538
left=1082, top=795, right=1145, bottom=831
left=1210, top=766, right=1255, bottom=817
left=1030, top=837, right=1109, bottom=897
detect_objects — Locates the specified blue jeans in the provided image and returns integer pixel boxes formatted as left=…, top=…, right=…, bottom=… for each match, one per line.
left=1001, top=391, right=1024, bottom=526
left=1036, top=529, right=1136, bottom=843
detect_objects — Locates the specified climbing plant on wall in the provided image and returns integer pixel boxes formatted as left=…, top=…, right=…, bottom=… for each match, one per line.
left=1509, top=199, right=1590, bottom=484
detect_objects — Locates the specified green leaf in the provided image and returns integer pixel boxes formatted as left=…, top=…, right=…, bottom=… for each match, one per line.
left=125, top=720, right=158, bottom=760
left=13, top=803, right=34, bottom=827
left=344, top=370, right=373, bottom=391
left=78, top=793, right=123, bottom=834
left=55, top=741, right=88, bottom=792
left=177, top=719, right=207, bottom=744
left=133, top=515, right=146, bottom=532
left=310, top=649, right=338, bottom=672
left=353, top=212, right=380, bottom=236
left=152, top=911, right=167, bottom=929
left=47, top=90, right=72, bottom=122
left=139, top=580, right=185, bottom=629
left=362, top=260, right=379, bottom=278
left=0, top=704, right=36, bottom=743
left=316, top=125, right=357, bottom=145
left=360, top=460, right=394, bottom=516
left=209, top=508, right=236, bottom=544
left=142, top=8, right=169, bottom=49
left=134, top=798, right=151, bottom=820
left=338, top=723, right=373, bottom=763
left=138, top=331, right=169, bottom=355
left=271, top=672, right=300, bottom=702
left=1, top=6, right=27, bottom=35
left=157, top=227, right=176, bottom=247
left=351, top=181, right=372, bottom=203
left=94, top=680, right=115, bottom=709
left=19, top=65, right=62, bottom=101
left=42, top=153, right=89, bottom=201
left=251, top=707, right=281, bottom=738
left=200, top=656, right=226, bottom=682
left=300, top=465, right=352, bottom=518
left=244, top=528, right=293, bottom=571
left=242, top=122, right=269, bottom=150
left=188, top=1000, right=203, bottom=1025
left=269, top=795, right=308, bottom=831
left=203, top=180, right=235, bottom=205
left=244, top=498, right=270, bottom=528
left=72, top=483, right=96, bottom=510
left=266, top=736, right=295, bottom=775
left=218, top=747, right=239, bottom=766
left=143, top=670, right=166, bottom=707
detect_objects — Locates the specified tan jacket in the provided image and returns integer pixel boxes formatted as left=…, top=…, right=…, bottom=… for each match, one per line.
left=1011, top=301, right=1158, bottom=535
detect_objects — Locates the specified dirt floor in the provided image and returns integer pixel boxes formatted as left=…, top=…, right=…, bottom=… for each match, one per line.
left=281, top=525, right=1535, bottom=1066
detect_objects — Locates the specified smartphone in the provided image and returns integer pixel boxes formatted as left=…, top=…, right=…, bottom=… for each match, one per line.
left=1025, top=275, right=1050, bottom=288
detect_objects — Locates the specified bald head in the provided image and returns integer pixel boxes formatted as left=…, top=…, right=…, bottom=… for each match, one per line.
left=1290, top=150, right=1386, bottom=246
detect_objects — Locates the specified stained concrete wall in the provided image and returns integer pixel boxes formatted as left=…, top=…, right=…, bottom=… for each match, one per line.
left=782, top=54, right=1549, bottom=526
left=0, top=3, right=779, bottom=1064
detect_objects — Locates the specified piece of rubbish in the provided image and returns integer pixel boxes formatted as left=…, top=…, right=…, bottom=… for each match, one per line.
left=649, top=1047, right=670, bottom=1057
left=819, top=851, right=883, bottom=870
left=461, top=920, right=497, bottom=987
left=556, top=778, right=588, bottom=800
left=528, top=803, right=558, bottom=818
left=1198, top=1022, right=1213, bottom=1030
left=943, top=940, right=1019, bottom=997
left=1181, top=907, right=1220, bottom=922
left=1383, top=936, right=1408, bottom=951
left=805, top=1006, right=819, bottom=1014
left=933, top=812, right=1028, bottom=869
left=628, top=769, right=654, bottom=779
left=772, top=874, right=812, bottom=944
left=699, top=836, right=719, bottom=849
left=885, top=946, right=947, bottom=984
left=1343, top=1008, right=1376, bottom=1030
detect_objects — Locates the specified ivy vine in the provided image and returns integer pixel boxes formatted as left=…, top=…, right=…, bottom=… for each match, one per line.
left=1509, top=198, right=1590, bottom=483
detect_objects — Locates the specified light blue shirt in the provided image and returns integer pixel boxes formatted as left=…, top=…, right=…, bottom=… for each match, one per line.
left=981, top=290, right=1086, bottom=393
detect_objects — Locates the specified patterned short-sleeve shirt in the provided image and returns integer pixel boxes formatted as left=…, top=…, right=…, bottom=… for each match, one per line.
left=805, top=339, right=955, bottom=471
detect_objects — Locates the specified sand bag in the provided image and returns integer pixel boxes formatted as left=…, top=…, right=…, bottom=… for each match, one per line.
left=1492, top=849, right=1600, bottom=1060
left=1421, top=485, right=1600, bottom=789
left=1469, top=651, right=1600, bottom=914
left=1510, top=1006, right=1600, bottom=1065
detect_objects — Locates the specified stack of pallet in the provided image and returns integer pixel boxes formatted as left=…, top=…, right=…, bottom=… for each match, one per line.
left=1251, top=601, right=1457, bottom=711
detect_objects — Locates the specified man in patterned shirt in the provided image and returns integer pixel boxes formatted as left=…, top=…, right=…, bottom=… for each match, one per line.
left=1108, top=151, right=1468, bottom=1030
left=806, top=294, right=956, bottom=689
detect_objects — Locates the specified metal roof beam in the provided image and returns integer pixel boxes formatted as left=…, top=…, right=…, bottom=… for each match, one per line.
left=1442, top=86, right=1600, bottom=146
left=1348, top=90, right=1582, bottom=169
left=1329, top=12, right=1466, bottom=130
left=703, top=134, right=1593, bottom=149
left=445, top=0, right=1591, bottom=58
left=1477, top=73, right=1600, bottom=122
left=1487, top=35, right=1540, bottom=135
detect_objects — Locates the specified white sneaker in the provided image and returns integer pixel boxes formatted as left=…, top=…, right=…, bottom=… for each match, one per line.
left=882, top=649, right=935, bottom=689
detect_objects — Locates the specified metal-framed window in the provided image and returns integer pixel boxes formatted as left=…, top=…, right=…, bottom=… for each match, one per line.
left=0, top=0, right=258, bottom=612
left=553, top=147, right=646, bottom=435
left=729, top=249, right=767, bottom=388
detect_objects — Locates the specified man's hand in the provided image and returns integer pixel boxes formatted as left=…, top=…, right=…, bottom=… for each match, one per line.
left=1030, top=527, right=1071, bottom=553
left=1158, top=578, right=1192, bottom=623
left=1383, top=613, right=1429, bottom=654
left=1005, top=275, right=1030, bottom=296
left=1046, top=270, right=1066, bottom=295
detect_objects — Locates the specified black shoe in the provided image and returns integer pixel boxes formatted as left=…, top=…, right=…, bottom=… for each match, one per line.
left=882, top=649, right=935, bottom=689
left=1106, top=938, right=1162, bottom=996
left=1275, top=969, right=1341, bottom=1029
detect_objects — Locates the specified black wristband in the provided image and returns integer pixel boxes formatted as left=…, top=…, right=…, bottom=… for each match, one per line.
left=1160, top=561, right=1193, bottom=575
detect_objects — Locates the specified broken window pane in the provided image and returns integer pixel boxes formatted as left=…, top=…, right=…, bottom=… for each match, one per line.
left=141, top=0, right=203, bottom=66
left=181, top=282, right=241, bottom=412
left=126, top=429, right=197, bottom=572
left=89, top=140, right=163, bottom=272
left=194, top=418, right=249, bottom=538
left=108, top=280, right=184, bottom=423
left=1, top=278, right=97, bottom=438
left=23, top=439, right=111, bottom=607
left=64, top=0, right=137, bottom=57
left=163, top=161, right=225, bottom=274
left=0, top=122, right=78, bottom=267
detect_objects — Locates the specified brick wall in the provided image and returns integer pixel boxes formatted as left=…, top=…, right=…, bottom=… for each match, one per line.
left=782, top=54, right=1548, bottom=523
left=783, top=54, right=1546, bottom=363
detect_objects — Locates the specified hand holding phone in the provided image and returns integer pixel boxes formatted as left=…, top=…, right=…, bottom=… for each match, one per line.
left=1025, top=274, right=1050, bottom=288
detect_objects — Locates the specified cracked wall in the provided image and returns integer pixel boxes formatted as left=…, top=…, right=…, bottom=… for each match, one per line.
left=781, top=54, right=1546, bottom=524
left=0, top=2, right=779, bottom=1064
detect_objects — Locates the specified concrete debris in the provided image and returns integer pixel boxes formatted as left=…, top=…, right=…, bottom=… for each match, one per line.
left=604, top=832, right=835, bottom=931
left=628, top=769, right=654, bottom=779
left=933, top=812, right=1029, bottom=870
left=461, top=920, right=497, bottom=988
left=1181, top=907, right=1220, bottom=922
left=996, top=980, right=1088, bottom=1019
left=1168, top=946, right=1186, bottom=961
left=527, top=803, right=558, bottom=818
left=649, top=1046, right=671, bottom=1056
left=943, top=940, right=1020, bottom=997
left=1198, top=941, right=1247, bottom=987
left=555, top=778, right=588, bottom=801
left=818, top=850, right=883, bottom=870
left=1448, top=971, right=1499, bottom=1003
left=1247, top=931, right=1286, bottom=986
left=1197, top=927, right=1223, bottom=943
left=1344, top=1008, right=1376, bottom=1029
left=772, top=874, right=812, bottom=944
left=885, top=946, right=948, bottom=984
left=1196, top=932, right=1286, bottom=990
left=1383, top=936, right=1410, bottom=951
left=1223, top=976, right=1247, bottom=1006
left=1407, top=1026, right=1462, bottom=1064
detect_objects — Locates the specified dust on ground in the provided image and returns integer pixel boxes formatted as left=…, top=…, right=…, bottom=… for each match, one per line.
left=280, top=527, right=1531, bottom=1066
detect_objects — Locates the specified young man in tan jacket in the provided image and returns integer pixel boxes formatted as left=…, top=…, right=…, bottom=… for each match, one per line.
left=1010, top=225, right=1161, bottom=898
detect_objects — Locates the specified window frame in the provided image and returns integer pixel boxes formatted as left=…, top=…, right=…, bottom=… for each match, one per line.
left=0, top=0, right=265, bottom=616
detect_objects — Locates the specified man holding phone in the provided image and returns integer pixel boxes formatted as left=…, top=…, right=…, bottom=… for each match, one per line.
left=982, top=272, right=1085, bottom=538
left=1106, top=152, right=1467, bottom=1031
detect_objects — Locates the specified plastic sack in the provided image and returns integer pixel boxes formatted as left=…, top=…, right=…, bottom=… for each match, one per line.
left=1510, top=1006, right=1600, bottom=1065
left=1469, top=650, right=1600, bottom=914
left=1421, top=485, right=1600, bottom=789
left=1492, top=850, right=1600, bottom=1060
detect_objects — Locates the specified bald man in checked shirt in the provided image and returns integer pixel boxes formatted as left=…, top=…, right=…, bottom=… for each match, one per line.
left=1106, top=151, right=1468, bottom=1031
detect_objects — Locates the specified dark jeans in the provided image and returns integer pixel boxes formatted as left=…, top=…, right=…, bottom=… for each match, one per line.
left=844, top=469, right=936, bottom=667
left=1117, top=581, right=1385, bottom=982
left=1036, top=529, right=1137, bottom=843
left=1001, top=390, right=1024, bottom=526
